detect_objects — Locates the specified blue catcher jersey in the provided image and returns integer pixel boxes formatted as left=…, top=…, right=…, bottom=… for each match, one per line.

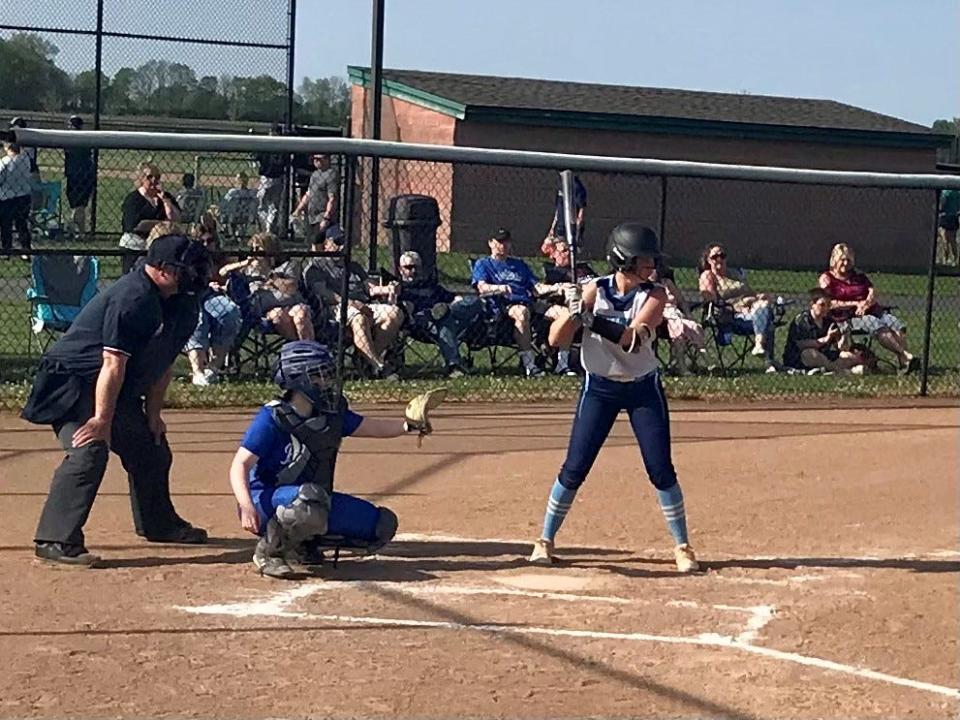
left=241, top=404, right=364, bottom=491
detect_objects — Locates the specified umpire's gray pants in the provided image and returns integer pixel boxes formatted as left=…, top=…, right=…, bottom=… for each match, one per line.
left=34, top=391, right=184, bottom=547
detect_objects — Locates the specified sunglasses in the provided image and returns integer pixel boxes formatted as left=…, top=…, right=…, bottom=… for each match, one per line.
left=146, top=174, right=161, bottom=182
left=400, top=264, right=418, bottom=270
left=709, top=252, right=727, bottom=260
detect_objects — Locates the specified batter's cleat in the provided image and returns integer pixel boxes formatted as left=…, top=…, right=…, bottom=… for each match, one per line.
left=253, top=552, right=295, bottom=579
left=528, top=538, right=556, bottom=565
left=35, top=542, right=100, bottom=568
left=674, top=543, right=699, bottom=573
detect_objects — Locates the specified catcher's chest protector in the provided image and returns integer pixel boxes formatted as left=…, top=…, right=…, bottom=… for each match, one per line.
left=269, top=399, right=345, bottom=493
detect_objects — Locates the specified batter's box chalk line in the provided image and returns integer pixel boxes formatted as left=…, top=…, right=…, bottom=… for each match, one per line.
left=174, top=535, right=959, bottom=701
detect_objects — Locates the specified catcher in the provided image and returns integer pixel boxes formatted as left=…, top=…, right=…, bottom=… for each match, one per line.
left=228, top=340, right=446, bottom=578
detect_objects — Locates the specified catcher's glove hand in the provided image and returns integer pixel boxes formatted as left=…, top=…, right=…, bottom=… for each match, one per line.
left=404, top=387, right=448, bottom=447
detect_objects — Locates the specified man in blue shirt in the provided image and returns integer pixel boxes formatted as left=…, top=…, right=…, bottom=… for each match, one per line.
left=228, top=340, right=446, bottom=578
left=471, top=228, right=565, bottom=377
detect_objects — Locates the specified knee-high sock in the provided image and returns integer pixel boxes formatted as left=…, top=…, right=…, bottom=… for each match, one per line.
left=541, top=478, right=577, bottom=542
left=656, top=483, right=689, bottom=545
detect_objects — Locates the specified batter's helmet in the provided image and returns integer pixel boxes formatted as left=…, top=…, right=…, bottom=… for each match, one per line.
left=606, top=223, right=662, bottom=271
left=273, top=341, right=338, bottom=413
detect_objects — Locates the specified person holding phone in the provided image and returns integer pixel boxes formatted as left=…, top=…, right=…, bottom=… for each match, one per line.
left=119, top=163, right=182, bottom=273
left=782, top=288, right=867, bottom=375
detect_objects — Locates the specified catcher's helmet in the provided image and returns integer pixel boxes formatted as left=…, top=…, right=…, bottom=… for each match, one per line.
left=606, top=223, right=661, bottom=271
left=273, top=341, right=338, bottom=413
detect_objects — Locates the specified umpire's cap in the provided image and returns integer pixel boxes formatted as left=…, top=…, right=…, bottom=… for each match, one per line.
left=606, top=223, right=662, bottom=271
left=146, top=234, right=211, bottom=294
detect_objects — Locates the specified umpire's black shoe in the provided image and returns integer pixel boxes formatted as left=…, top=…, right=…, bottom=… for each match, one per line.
left=142, top=524, right=208, bottom=545
left=35, top=542, right=101, bottom=568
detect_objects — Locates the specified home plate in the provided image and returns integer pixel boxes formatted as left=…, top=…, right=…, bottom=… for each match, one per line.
left=493, top=571, right=600, bottom=593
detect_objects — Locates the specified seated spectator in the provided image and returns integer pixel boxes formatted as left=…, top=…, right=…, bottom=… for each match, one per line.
left=652, top=264, right=705, bottom=375
left=472, top=227, right=565, bottom=378
left=120, top=162, right=181, bottom=274
left=301, top=228, right=404, bottom=380
left=397, top=250, right=482, bottom=377
left=543, top=238, right=598, bottom=284
left=175, top=173, right=206, bottom=225
left=183, top=215, right=242, bottom=386
left=783, top=289, right=867, bottom=375
left=698, top=243, right=777, bottom=371
left=818, top=243, right=917, bottom=374
left=219, top=172, right=258, bottom=240
left=219, top=231, right=314, bottom=342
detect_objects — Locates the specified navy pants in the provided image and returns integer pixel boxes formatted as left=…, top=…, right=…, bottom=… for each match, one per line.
left=558, top=372, right=677, bottom=491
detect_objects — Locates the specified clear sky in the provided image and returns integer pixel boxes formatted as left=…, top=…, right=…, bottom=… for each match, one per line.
left=294, top=0, right=960, bottom=126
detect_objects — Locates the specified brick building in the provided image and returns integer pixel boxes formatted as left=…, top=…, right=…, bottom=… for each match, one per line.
left=349, top=67, right=950, bottom=270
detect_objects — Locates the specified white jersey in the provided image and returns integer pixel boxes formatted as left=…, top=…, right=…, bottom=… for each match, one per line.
left=581, top=275, right=660, bottom=380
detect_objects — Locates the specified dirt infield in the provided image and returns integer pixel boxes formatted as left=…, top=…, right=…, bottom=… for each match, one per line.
left=0, top=401, right=957, bottom=719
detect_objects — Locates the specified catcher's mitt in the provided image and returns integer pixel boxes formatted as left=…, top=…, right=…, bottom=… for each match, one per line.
left=404, top=387, right=448, bottom=447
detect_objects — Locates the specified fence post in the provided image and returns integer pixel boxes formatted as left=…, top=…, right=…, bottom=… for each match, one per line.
left=658, top=175, right=668, bottom=250
left=89, top=0, right=105, bottom=239
left=367, top=0, right=385, bottom=272
left=336, top=154, right=358, bottom=387
left=919, top=189, right=940, bottom=396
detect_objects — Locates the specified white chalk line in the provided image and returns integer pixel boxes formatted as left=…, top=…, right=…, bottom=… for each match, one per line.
left=177, top=597, right=958, bottom=700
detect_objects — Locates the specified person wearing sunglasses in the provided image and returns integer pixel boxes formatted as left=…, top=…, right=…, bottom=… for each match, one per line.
left=698, top=243, right=777, bottom=371
left=120, top=162, right=182, bottom=274
left=397, top=250, right=481, bottom=377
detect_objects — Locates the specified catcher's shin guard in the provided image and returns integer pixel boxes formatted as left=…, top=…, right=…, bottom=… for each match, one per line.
left=253, top=517, right=294, bottom=579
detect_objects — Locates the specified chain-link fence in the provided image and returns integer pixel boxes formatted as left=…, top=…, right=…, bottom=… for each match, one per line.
left=0, top=130, right=957, bottom=410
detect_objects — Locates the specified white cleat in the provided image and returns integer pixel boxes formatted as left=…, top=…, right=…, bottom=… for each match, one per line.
left=674, top=543, right=699, bottom=573
left=528, top=538, right=556, bottom=565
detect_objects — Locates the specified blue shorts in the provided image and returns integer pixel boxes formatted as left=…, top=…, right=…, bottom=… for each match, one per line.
left=251, top=485, right=381, bottom=542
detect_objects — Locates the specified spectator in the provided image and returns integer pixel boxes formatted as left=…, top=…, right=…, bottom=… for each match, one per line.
left=254, top=123, right=287, bottom=234
left=219, top=172, right=258, bottom=240
left=175, top=173, right=206, bottom=225
left=8, top=117, right=39, bottom=184
left=292, top=153, right=339, bottom=244
left=543, top=238, right=598, bottom=284
left=540, top=239, right=595, bottom=375
left=63, top=115, right=94, bottom=237
left=397, top=250, right=482, bottom=377
left=301, top=228, right=404, bottom=380
left=939, top=188, right=959, bottom=266
left=184, top=215, right=241, bottom=386
left=0, top=141, right=33, bottom=255
left=220, top=231, right=314, bottom=342
left=542, top=173, right=586, bottom=255
left=652, top=264, right=705, bottom=375
left=818, top=243, right=917, bottom=374
left=471, top=227, right=560, bottom=378
left=120, top=162, right=181, bottom=274
left=783, top=288, right=867, bottom=375
left=698, top=243, right=777, bottom=371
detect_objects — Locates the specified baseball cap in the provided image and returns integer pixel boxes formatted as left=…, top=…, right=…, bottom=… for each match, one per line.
left=492, top=228, right=512, bottom=242
left=324, top=223, right=345, bottom=245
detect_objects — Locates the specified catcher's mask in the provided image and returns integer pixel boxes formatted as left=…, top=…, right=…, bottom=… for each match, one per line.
left=273, top=341, right=339, bottom=414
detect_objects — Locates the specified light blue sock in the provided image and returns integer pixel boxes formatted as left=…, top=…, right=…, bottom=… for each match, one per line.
left=656, top=483, right=689, bottom=545
left=541, top=479, right=577, bottom=542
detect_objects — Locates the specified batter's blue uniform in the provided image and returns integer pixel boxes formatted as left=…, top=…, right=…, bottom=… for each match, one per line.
left=240, top=405, right=382, bottom=543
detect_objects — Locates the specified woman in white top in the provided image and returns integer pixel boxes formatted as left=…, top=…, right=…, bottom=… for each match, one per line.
left=529, top=223, right=698, bottom=573
left=0, top=141, right=33, bottom=253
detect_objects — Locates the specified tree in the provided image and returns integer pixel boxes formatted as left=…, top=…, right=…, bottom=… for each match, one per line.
left=69, top=70, right=110, bottom=113
left=0, top=32, right=71, bottom=111
left=297, top=75, right=350, bottom=126
left=933, top=118, right=960, bottom=136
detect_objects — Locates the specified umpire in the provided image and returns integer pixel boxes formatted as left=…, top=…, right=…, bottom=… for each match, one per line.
left=23, top=234, right=211, bottom=567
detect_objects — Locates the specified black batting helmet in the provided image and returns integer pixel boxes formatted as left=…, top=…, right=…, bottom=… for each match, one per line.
left=606, top=223, right=661, bottom=271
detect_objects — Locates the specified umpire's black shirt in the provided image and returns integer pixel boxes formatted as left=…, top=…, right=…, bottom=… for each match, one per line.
left=34, top=268, right=198, bottom=406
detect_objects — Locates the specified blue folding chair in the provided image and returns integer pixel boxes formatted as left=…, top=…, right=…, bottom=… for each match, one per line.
left=26, top=254, right=100, bottom=354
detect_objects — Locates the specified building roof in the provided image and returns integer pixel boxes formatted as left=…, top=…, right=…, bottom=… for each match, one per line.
left=349, top=67, right=946, bottom=147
